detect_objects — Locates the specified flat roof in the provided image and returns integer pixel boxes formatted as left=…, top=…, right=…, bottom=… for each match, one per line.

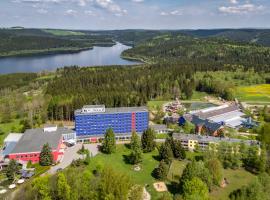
left=208, top=111, right=245, bottom=123
left=75, top=106, right=148, bottom=115
left=173, top=133, right=259, bottom=146
left=83, top=105, right=105, bottom=109
left=4, top=133, right=23, bottom=143
left=150, top=124, right=169, bottom=130
left=195, top=105, right=240, bottom=119
left=10, top=127, right=73, bottom=154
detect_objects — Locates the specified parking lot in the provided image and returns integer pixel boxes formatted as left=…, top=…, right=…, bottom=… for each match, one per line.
left=47, top=143, right=99, bottom=174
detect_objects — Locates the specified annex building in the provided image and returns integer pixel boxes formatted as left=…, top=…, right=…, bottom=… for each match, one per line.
left=6, top=126, right=72, bottom=164
left=75, top=105, right=149, bottom=142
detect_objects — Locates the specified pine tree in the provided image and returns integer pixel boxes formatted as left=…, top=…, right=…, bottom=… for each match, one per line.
left=141, top=128, right=156, bottom=153
left=173, top=140, right=186, bottom=160
left=39, top=143, right=53, bottom=166
left=129, top=132, right=142, bottom=164
left=102, top=128, right=116, bottom=154
left=154, top=160, right=169, bottom=180
left=6, top=159, right=20, bottom=181
left=159, top=143, right=173, bottom=164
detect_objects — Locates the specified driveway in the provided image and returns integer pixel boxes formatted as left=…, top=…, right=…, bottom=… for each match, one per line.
left=47, top=143, right=99, bottom=174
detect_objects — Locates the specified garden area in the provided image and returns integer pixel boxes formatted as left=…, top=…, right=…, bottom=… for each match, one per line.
left=86, top=144, right=258, bottom=200
left=87, top=144, right=163, bottom=199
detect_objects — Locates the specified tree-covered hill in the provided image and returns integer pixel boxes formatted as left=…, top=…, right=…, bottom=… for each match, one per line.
left=0, top=28, right=114, bottom=57
left=179, top=29, right=270, bottom=47
left=122, top=33, right=270, bottom=70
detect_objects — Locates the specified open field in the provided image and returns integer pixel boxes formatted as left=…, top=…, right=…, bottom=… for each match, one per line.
left=43, top=29, right=85, bottom=36
left=236, top=84, right=270, bottom=102
left=210, top=168, right=255, bottom=200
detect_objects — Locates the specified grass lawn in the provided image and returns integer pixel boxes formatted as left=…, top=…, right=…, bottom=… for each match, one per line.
left=87, top=144, right=166, bottom=199
left=209, top=168, right=255, bottom=200
left=0, top=119, right=23, bottom=145
left=236, top=84, right=270, bottom=102
left=191, top=91, right=208, bottom=101
left=167, top=160, right=188, bottom=183
left=156, top=133, right=169, bottom=139
left=147, top=100, right=170, bottom=111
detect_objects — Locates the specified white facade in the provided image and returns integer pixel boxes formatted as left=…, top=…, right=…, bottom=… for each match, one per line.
left=82, top=105, right=105, bottom=113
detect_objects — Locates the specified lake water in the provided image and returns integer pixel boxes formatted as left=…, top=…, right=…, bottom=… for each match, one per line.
left=0, top=43, right=140, bottom=74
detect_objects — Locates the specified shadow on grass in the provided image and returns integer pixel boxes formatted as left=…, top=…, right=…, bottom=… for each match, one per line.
left=166, top=181, right=180, bottom=195
left=122, top=154, right=132, bottom=165
left=124, top=143, right=131, bottom=149
left=152, top=155, right=161, bottom=161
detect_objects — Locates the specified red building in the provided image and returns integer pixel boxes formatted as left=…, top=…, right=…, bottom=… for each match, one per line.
left=8, top=126, right=64, bottom=164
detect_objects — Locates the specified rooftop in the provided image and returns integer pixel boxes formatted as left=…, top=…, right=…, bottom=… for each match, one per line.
left=83, top=105, right=105, bottom=109
left=194, top=105, right=240, bottom=119
left=4, top=133, right=23, bottom=143
left=149, top=124, right=169, bottom=131
left=10, top=127, right=73, bottom=154
left=75, top=106, right=149, bottom=115
left=173, top=133, right=259, bottom=146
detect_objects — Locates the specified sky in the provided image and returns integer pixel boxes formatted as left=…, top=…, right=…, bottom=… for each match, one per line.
left=0, top=0, right=269, bottom=30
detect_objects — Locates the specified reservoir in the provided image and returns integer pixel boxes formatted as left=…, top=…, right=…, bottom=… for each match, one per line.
left=0, top=43, right=140, bottom=74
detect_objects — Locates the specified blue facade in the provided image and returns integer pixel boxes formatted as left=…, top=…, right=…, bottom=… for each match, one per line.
left=75, top=109, right=149, bottom=137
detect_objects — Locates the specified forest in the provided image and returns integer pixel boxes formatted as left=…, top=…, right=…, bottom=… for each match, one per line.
left=0, top=28, right=114, bottom=57
left=122, top=33, right=270, bottom=70
left=2, top=28, right=270, bottom=58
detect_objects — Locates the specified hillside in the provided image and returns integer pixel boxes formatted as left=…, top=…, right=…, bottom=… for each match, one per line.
left=0, top=29, right=114, bottom=57
left=180, top=29, right=270, bottom=47
left=122, top=33, right=270, bottom=70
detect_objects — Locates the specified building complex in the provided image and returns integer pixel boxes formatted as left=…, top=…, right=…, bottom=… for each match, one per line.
left=75, top=105, right=149, bottom=142
left=173, top=133, right=260, bottom=151
left=180, top=104, right=248, bottom=136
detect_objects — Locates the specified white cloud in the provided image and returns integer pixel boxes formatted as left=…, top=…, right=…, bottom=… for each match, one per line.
left=219, top=3, right=264, bottom=14
left=37, top=8, right=48, bottom=14
left=160, top=11, right=168, bottom=16
left=170, top=10, right=182, bottom=16
left=229, top=0, right=238, bottom=4
left=94, top=0, right=127, bottom=16
left=160, top=9, right=183, bottom=16
left=131, top=0, right=144, bottom=2
left=65, top=9, right=77, bottom=16
left=84, top=10, right=96, bottom=16
left=13, top=0, right=91, bottom=6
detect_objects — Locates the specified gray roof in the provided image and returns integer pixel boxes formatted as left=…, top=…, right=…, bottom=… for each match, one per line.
left=75, top=106, right=148, bottom=115
left=83, top=105, right=105, bottom=109
left=195, top=105, right=239, bottom=119
left=149, top=124, right=169, bottom=131
left=9, top=127, right=72, bottom=154
left=4, top=133, right=23, bottom=143
left=2, top=142, right=18, bottom=157
left=173, top=133, right=260, bottom=146
left=191, top=115, right=223, bottom=132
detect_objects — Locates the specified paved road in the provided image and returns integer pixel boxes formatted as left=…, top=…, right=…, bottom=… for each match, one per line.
left=47, top=143, right=99, bottom=174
